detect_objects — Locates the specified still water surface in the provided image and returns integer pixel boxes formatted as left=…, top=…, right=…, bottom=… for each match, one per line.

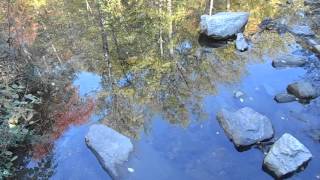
left=22, top=0, right=320, bottom=179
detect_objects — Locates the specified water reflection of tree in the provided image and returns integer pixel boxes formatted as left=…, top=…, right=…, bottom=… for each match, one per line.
left=2, top=0, right=298, bottom=139
left=24, top=0, right=295, bottom=139
left=1, top=0, right=309, bottom=178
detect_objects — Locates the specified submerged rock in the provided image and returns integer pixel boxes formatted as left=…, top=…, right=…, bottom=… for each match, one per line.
left=85, top=124, right=133, bottom=178
left=287, top=81, right=318, bottom=99
left=274, top=93, right=298, bottom=103
left=216, top=107, right=274, bottom=148
left=200, top=12, right=249, bottom=40
left=264, top=133, right=312, bottom=178
left=272, top=55, right=307, bottom=68
left=235, top=33, right=249, bottom=52
left=308, top=129, right=320, bottom=142
left=288, top=25, right=315, bottom=36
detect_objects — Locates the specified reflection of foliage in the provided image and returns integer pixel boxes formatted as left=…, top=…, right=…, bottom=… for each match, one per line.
left=7, top=0, right=39, bottom=47
left=101, top=93, right=147, bottom=139
left=52, top=86, right=95, bottom=139
left=32, top=85, right=95, bottom=159
left=251, top=31, right=296, bottom=59
left=21, top=154, right=55, bottom=180
left=0, top=0, right=309, bottom=176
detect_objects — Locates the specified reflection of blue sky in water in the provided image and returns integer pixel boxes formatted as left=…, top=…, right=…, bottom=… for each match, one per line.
left=26, top=2, right=320, bottom=179
left=49, top=55, right=320, bottom=179
left=52, top=72, right=108, bottom=180
left=118, top=61, right=320, bottom=180
left=52, top=115, right=109, bottom=180
left=73, top=72, right=101, bottom=97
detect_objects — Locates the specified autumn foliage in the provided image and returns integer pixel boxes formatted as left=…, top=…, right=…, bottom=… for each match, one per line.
left=32, top=85, right=95, bottom=159
left=7, top=0, right=39, bottom=47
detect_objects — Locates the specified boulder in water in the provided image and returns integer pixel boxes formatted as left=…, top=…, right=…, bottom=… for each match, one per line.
left=272, top=55, right=307, bottom=68
left=217, top=107, right=274, bottom=148
left=200, top=12, right=249, bottom=40
left=235, top=33, right=249, bottom=52
left=274, top=93, right=298, bottom=103
left=263, top=133, right=312, bottom=178
left=85, top=124, right=133, bottom=178
left=287, top=81, right=318, bottom=99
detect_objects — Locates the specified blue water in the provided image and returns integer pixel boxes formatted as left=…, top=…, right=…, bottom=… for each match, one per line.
left=48, top=57, right=320, bottom=179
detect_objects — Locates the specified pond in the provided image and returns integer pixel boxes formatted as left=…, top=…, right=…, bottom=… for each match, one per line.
left=8, top=0, right=320, bottom=179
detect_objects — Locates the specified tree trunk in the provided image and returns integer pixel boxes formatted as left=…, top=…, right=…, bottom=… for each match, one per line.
left=7, top=0, right=12, bottom=48
left=85, top=0, right=92, bottom=13
left=159, top=0, right=164, bottom=57
left=96, top=0, right=111, bottom=78
left=227, top=0, right=231, bottom=11
left=167, top=0, right=174, bottom=57
left=209, top=0, right=213, bottom=15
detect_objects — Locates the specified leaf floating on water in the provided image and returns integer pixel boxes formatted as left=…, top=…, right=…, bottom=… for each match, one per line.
left=128, top=168, right=135, bottom=173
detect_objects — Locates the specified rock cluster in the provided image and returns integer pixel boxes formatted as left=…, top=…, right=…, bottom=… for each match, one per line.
left=217, top=107, right=312, bottom=178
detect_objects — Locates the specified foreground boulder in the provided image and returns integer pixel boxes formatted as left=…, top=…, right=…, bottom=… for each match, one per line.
left=217, top=107, right=274, bottom=148
left=85, top=124, right=133, bottom=178
left=274, top=93, right=298, bottom=103
left=272, top=55, right=306, bottom=68
left=287, top=81, right=318, bottom=99
left=264, top=133, right=312, bottom=178
left=235, top=33, right=249, bottom=52
left=200, top=12, right=249, bottom=39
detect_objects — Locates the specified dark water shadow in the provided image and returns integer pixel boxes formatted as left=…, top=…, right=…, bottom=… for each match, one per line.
left=198, top=33, right=230, bottom=48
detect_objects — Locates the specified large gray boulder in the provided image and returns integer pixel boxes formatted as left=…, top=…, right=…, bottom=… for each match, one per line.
left=264, top=133, right=312, bottom=178
left=287, top=81, right=318, bottom=99
left=216, top=107, right=274, bottom=148
left=200, top=12, right=249, bottom=39
left=272, top=55, right=306, bottom=68
left=85, top=124, right=133, bottom=178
